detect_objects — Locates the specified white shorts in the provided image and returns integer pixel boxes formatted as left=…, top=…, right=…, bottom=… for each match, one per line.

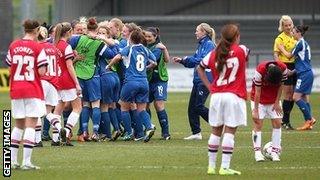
left=41, top=80, right=59, bottom=106
left=58, top=88, right=77, bottom=102
left=11, top=98, right=46, bottom=119
left=250, top=101, right=282, bottom=119
left=209, top=92, right=247, bottom=127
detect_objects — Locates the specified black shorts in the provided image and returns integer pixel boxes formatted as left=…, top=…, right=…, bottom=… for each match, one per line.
left=283, top=63, right=297, bottom=86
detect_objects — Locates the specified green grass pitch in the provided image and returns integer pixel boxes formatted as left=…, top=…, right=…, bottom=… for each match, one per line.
left=1, top=92, right=319, bottom=179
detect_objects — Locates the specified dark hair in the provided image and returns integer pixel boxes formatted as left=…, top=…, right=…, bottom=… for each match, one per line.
left=145, top=27, right=161, bottom=44
left=215, top=24, right=240, bottom=73
left=265, top=64, right=283, bottom=85
left=87, top=17, right=98, bottom=31
left=42, top=22, right=55, bottom=35
left=295, top=25, right=309, bottom=36
left=23, top=19, right=40, bottom=33
left=130, top=29, right=146, bottom=45
left=54, top=22, right=72, bottom=45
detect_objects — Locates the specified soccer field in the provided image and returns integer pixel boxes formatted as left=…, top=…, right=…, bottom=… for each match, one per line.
left=1, top=92, right=319, bottom=179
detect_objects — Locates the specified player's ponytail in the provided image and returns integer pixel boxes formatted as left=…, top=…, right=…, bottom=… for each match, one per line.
left=54, top=22, right=72, bottom=45
left=215, top=24, right=239, bottom=73
left=295, top=25, right=309, bottom=36
left=199, top=23, right=216, bottom=43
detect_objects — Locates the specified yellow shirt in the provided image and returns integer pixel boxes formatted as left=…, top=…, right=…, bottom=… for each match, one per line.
left=273, top=32, right=296, bottom=63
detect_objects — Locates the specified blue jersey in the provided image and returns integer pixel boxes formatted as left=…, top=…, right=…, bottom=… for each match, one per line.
left=98, top=44, right=119, bottom=75
left=180, top=35, right=215, bottom=84
left=120, top=44, right=156, bottom=81
left=292, top=38, right=312, bottom=74
left=118, top=38, right=128, bottom=51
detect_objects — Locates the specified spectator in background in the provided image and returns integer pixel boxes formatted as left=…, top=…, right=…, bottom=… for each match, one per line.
left=273, top=15, right=296, bottom=130
left=172, top=23, right=216, bottom=140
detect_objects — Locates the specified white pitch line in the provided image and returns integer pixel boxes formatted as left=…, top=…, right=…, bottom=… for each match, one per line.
left=46, top=165, right=320, bottom=170
left=74, top=143, right=320, bottom=150
left=171, top=131, right=320, bottom=135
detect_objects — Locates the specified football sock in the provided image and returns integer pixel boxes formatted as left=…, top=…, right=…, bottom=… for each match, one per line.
left=252, top=130, right=262, bottom=152
left=52, top=127, right=59, bottom=142
left=65, top=112, right=79, bottom=137
left=296, top=99, right=312, bottom=120
left=62, top=110, right=72, bottom=127
left=22, top=127, right=35, bottom=165
left=115, top=106, right=122, bottom=124
left=140, top=110, right=152, bottom=130
left=35, top=118, right=42, bottom=143
left=272, top=128, right=281, bottom=152
left=46, top=113, right=62, bottom=131
left=80, top=106, right=90, bottom=133
left=157, top=110, right=169, bottom=136
left=101, top=111, right=111, bottom=138
left=306, top=102, right=312, bottom=115
left=130, top=110, right=138, bottom=136
left=42, top=116, right=51, bottom=137
left=11, top=127, right=24, bottom=164
left=109, top=108, right=120, bottom=131
left=208, top=133, right=220, bottom=169
left=92, top=107, right=101, bottom=134
left=134, top=110, right=144, bottom=138
left=282, top=100, right=291, bottom=124
left=121, top=111, right=132, bottom=135
left=146, top=108, right=152, bottom=119
left=221, top=133, right=234, bottom=169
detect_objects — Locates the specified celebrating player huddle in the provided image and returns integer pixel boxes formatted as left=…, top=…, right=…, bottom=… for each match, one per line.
left=6, top=15, right=315, bottom=175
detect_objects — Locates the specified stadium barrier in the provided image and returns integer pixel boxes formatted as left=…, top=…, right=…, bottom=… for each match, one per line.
left=0, top=68, right=9, bottom=92
left=167, top=67, right=320, bottom=92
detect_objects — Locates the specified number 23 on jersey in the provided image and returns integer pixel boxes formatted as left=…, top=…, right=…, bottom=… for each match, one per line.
left=12, top=55, right=35, bottom=81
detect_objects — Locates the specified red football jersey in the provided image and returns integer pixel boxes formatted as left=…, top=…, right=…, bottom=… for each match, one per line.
left=200, top=44, right=249, bottom=100
left=40, top=42, right=61, bottom=89
left=55, top=40, right=75, bottom=90
left=251, top=61, right=288, bottom=104
left=6, top=39, right=48, bottom=99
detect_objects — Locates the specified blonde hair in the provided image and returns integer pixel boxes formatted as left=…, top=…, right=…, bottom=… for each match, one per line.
left=97, top=21, right=111, bottom=36
left=38, top=26, right=48, bottom=41
left=199, top=23, right=215, bottom=42
left=110, top=18, right=124, bottom=32
left=278, top=15, right=293, bottom=32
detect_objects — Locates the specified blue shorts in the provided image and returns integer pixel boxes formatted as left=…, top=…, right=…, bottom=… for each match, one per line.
left=295, top=70, right=314, bottom=94
left=79, top=77, right=101, bottom=102
left=100, top=72, right=120, bottom=104
left=120, top=79, right=149, bottom=103
left=149, top=81, right=168, bottom=102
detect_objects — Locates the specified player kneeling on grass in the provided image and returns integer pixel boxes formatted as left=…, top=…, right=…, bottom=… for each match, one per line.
left=251, top=60, right=288, bottom=162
